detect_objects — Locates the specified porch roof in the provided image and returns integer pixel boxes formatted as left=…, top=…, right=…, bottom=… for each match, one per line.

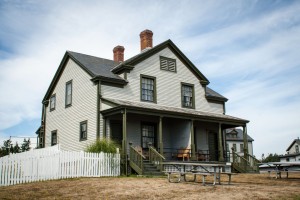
left=101, top=98, right=249, bottom=125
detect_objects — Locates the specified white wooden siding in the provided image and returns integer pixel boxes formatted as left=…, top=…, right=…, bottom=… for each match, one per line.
left=207, top=102, right=224, bottom=114
left=101, top=47, right=223, bottom=114
left=45, top=59, right=97, bottom=151
left=288, top=142, right=299, bottom=154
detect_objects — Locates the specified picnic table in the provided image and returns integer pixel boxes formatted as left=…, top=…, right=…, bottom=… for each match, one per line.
left=163, top=162, right=235, bottom=185
left=259, top=162, right=300, bottom=179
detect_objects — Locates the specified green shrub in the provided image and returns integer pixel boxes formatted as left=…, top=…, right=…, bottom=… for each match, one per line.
left=86, top=139, right=119, bottom=153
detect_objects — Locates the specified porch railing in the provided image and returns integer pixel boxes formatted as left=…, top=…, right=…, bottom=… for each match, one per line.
left=149, top=146, right=165, bottom=172
left=245, top=152, right=261, bottom=172
left=129, top=146, right=145, bottom=175
left=231, top=148, right=260, bottom=173
left=232, top=150, right=250, bottom=173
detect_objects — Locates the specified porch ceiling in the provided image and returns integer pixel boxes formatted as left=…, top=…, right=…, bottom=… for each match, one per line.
left=101, top=97, right=249, bottom=125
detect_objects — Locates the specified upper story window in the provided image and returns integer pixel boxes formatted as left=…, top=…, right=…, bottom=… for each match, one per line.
left=141, top=75, right=156, bottom=103
left=51, top=130, right=57, bottom=146
left=65, top=80, right=72, bottom=107
left=181, top=83, right=194, bottom=108
left=160, top=56, right=176, bottom=72
left=296, top=145, right=299, bottom=153
left=50, top=94, right=56, bottom=111
left=80, top=121, right=87, bottom=141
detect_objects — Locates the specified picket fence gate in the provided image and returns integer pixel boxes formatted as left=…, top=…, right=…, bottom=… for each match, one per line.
left=0, top=145, right=120, bottom=186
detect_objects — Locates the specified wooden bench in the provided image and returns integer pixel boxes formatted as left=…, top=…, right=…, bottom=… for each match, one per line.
left=164, top=171, right=191, bottom=183
left=220, top=172, right=237, bottom=185
left=164, top=171, right=214, bottom=185
left=193, top=172, right=213, bottom=185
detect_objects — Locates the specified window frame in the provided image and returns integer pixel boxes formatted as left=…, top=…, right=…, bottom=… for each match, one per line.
left=51, top=130, right=57, bottom=146
left=232, top=143, right=237, bottom=152
left=50, top=94, right=56, bottom=111
left=181, top=82, right=195, bottom=109
left=140, top=75, right=157, bottom=103
left=65, top=80, right=73, bottom=108
left=79, top=120, right=88, bottom=141
left=141, top=122, right=156, bottom=149
left=240, top=143, right=244, bottom=153
left=160, top=56, right=177, bottom=73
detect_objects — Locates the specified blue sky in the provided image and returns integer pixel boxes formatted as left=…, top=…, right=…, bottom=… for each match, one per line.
left=0, top=0, right=299, bottom=158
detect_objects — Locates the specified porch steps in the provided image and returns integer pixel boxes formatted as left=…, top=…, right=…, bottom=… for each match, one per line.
left=143, top=160, right=164, bottom=176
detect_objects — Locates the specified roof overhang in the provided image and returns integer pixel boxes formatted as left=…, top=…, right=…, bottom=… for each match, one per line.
left=101, top=98, right=249, bottom=126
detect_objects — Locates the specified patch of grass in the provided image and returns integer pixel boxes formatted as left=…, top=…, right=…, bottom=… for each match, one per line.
left=85, top=138, right=119, bottom=153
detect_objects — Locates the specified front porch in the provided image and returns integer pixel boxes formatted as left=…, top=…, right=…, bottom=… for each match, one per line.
left=101, top=98, right=254, bottom=175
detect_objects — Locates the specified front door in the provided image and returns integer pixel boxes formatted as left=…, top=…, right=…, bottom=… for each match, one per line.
left=141, top=123, right=157, bottom=149
left=208, top=132, right=218, bottom=161
left=110, top=120, right=122, bottom=146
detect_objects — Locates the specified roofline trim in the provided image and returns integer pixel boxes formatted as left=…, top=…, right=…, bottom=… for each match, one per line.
left=100, top=98, right=249, bottom=124
left=112, top=39, right=210, bottom=84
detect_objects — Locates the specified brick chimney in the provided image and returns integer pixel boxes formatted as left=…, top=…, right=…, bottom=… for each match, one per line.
left=140, top=29, right=153, bottom=51
left=113, top=45, right=125, bottom=62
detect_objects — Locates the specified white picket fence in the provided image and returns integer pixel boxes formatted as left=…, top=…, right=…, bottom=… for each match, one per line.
left=0, top=145, right=120, bottom=186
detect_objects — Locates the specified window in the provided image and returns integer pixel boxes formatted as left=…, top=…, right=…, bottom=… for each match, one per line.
left=232, top=144, right=236, bottom=151
left=141, top=124, right=155, bottom=149
left=296, top=145, right=299, bottom=153
left=65, top=80, right=72, bottom=107
left=141, top=75, right=156, bottom=102
left=39, top=137, right=43, bottom=148
left=80, top=121, right=87, bottom=141
left=160, top=56, right=176, bottom=72
left=181, top=83, right=194, bottom=108
left=51, top=130, right=57, bottom=146
left=240, top=144, right=244, bottom=152
left=50, top=94, right=56, bottom=111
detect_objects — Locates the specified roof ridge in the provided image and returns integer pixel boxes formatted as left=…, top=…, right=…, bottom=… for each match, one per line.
left=67, top=50, right=119, bottom=64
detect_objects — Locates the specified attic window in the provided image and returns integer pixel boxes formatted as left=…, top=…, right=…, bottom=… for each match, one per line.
left=160, top=56, right=176, bottom=72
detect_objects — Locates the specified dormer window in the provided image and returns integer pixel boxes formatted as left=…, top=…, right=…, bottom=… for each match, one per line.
left=141, top=75, right=156, bottom=103
left=160, top=56, right=176, bottom=72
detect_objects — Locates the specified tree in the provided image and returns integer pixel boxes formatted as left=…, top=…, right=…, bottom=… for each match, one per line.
left=262, top=153, right=280, bottom=162
left=0, top=138, right=31, bottom=157
left=21, top=139, right=31, bottom=152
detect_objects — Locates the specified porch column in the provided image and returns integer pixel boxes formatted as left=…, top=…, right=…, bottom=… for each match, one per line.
left=102, top=117, right=106, bottom=139
left=122, top=108, right=127, bottom=175
left=159, top=116, right=163, bottom=155
left=243, top=125, right=249, bottom=160
left=190, top=120, right=196, bottom=160
left=218, top=123, right=224, bottom=162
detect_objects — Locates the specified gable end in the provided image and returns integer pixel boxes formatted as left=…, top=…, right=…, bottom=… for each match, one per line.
left=112, top=40, right=210, bottom=85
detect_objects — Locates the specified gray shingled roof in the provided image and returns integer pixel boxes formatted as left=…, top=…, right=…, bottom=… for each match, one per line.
left=206, top=87, right=228, bottom=102
left=102, top=97, right=249, bottom=124
left=225, top=129, right=254, bottom=142
left=67, top=51, right=125, bottom=81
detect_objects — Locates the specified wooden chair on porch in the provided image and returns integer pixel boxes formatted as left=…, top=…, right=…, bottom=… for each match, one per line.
left=197, top=150, right=209, bottom=161
left=177, top=149, right=190, bottom=161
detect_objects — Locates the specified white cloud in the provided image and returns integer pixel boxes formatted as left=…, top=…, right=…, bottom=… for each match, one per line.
left=0, top=0, right=300, bottom=159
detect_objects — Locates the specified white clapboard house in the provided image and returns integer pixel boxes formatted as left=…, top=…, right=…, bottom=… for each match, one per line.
left=279, top=138, right=300, bottom=162
left=36, top=30, right=256, bottom=174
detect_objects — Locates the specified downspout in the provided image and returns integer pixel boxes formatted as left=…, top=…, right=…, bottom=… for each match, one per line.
left=96, top=80, right=101, bottom=139
left=42, top=102, right=47, bottom=148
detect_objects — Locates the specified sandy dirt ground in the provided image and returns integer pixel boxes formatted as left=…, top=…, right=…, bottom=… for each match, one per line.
left=0, top=173, right=299, bottom=200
